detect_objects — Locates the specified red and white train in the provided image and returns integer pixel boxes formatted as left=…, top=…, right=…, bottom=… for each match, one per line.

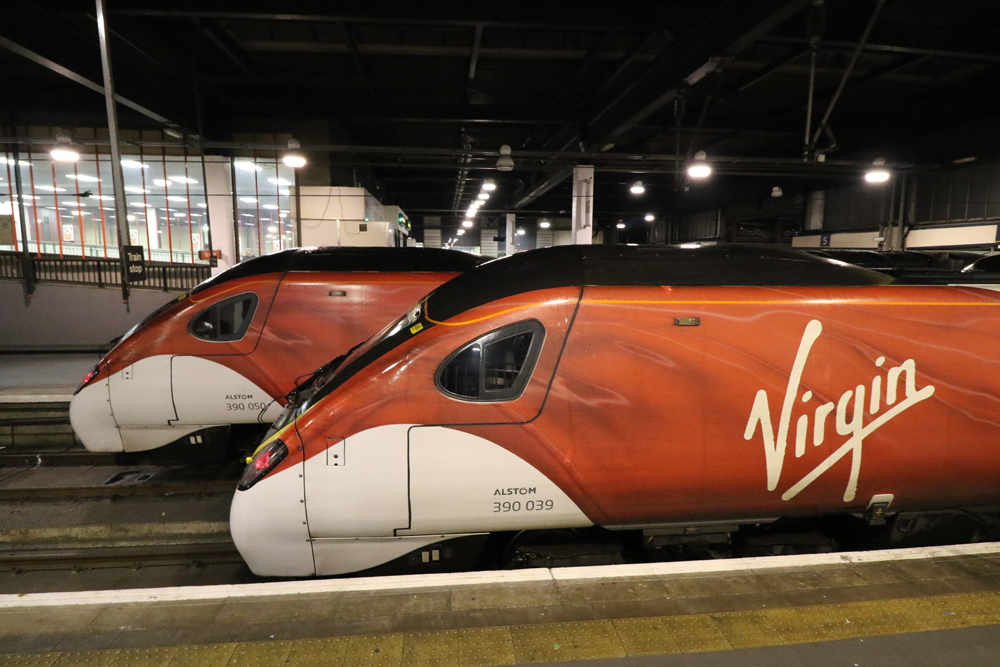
left=231, top=245, right=1000, bottom=577
left=70, top=247, right=483, bottom=457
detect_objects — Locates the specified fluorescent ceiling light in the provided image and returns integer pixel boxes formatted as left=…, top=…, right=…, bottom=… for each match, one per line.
left=67, top=174, right=99, bottom=182
left=644, top=214, right=654, bottom=222
left=125, top=186, right=150, bottom=194
left=630, top=181, right=644, bottom=194
left=262, top=204, right=279, bottom=210
left=268, top=178, right=292, bottom=186
left=269, top=226, right=277, bottom=232
left=482, top=180, right=496, bottom=191
left=457, top=229, right=465, bottom=235
left=477, top=192, right=489, bottom=200
left=240, top=197, right=258, bottom=204
left=282, top=154, right=306, bottom=168
left=235, top=162, right=262, bottom=171
left=539, top=221, right=551, bottom=229
left=35, top=185, right=67, bottom=192
left=516, top=228, right=526, bottom=236
left=616, top=223, right=626, bottom=229
left=279, top=189, right=290, bottom=196
left=197, top=202, right=208, bottom=208
left=167, top=196, right=188, bottom=202
left=121, top=160, right=149, bottom=168
left=171, top=176, right=198, bottom=184
left=153, top=179, right=173, bottom=187
left=462, top=220, right=473, bottom=228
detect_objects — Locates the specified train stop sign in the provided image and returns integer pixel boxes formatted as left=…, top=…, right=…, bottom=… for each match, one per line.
left=124, top=245, right=146, bottom=282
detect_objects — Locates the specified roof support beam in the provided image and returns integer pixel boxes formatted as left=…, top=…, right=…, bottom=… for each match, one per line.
left=598, top=0, right=815, bottom=142
left=467, top=24, right=483, bottom=80
left=192, top=17, right=256, bottom=77
left=0, top=34, right=180, bottom=129
left=338, top=21, right=378, bottom=102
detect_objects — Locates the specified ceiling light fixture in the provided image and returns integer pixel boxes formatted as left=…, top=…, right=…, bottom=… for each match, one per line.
left=462, top=220, right=473, bottom=228
left=121, top=160, right=149, bottom=169
left=539, top=220, right=551, bottom=229
left=283, top=138, right=306, bottom=168
left=478, top=192, right=489, bottom=200
left=496, top=145, right=514, bottom=172
left=616, top=223, right=626, bottom=229
left=67, top=174, right=99, bottom=182
left=482, top=179, right=496, bottom=191
left=153, top=179, right=173, bottom=187
left=687, top=150, right=712, bottom=179
left=50, top=149, right=80, bottom=162
left=771, top=186, right=783, bottom=198
left=630, top=180, right=645, bottom=195
left=644, top=214, right=654, bottom=222
left=865, top=157, right=890, bottom=183
left=457, top=229, right=465, bottom=236
left=516, top=228, right=526, bottom=236
left=235, top=162, right=261, bottom=171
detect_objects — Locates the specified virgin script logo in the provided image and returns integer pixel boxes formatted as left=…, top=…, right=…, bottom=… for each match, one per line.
left=743, top=320, right=935, bottom=503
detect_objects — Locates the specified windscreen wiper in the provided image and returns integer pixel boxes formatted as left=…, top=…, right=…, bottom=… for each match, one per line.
left=285, top=338, right=368, bottom=400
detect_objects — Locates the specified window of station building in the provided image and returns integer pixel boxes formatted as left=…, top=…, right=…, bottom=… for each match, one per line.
left=189, top=293, right=259, bottom=342
left=435, top=320, right=545, bottom=401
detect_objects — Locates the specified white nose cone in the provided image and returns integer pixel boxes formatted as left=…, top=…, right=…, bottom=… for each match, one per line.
left=69, top=378, right=124, bottom=452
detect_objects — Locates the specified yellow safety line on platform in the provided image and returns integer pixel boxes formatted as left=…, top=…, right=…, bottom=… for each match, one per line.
left=3, top=590, right=1000, bottom=666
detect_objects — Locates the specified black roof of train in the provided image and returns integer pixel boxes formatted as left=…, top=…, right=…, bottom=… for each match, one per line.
left=191, top=247, right=486, bottom=295
left=425, top=245, right=899, bottom=323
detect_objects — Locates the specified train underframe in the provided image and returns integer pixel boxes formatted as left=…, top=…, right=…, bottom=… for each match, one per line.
left=346, top=508, right=1000, bottom=579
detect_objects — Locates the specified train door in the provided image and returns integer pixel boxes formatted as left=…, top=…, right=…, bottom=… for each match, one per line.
left=170, top=284, right=281, bottom=428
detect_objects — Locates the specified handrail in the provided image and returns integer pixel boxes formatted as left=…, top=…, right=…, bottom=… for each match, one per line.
left=0, top=251, right=209, bottom=292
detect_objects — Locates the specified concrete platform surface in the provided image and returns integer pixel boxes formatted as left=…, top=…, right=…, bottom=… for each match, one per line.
left=0, top=354, right=101, bottom=401
left=0, top=543, right=999, bottom=665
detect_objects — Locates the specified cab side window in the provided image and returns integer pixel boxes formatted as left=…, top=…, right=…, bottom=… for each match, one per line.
left=436, top=320, right=544, bottom=401
left=189, top=293, right=259, bottom=342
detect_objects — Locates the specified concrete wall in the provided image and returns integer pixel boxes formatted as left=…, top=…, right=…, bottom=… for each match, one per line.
left=0, top=281, right=185, bottom=352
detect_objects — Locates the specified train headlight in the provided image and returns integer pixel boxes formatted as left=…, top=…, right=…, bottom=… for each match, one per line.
left=74, top=365, right=101, bottom=395
left=238, top=439, right=289, bottom=491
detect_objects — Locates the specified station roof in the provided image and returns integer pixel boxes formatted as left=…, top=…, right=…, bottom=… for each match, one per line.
left=4, top=1, right=1000, bottom=235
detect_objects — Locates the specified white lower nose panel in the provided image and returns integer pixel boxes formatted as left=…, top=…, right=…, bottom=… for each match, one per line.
left=402, top=426, right=593, bottom=536
left=69, top=379, right=123, bottom=453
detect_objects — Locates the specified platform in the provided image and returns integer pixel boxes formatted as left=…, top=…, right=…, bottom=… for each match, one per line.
left=0, top=353, right=100, bottom=403
left=1, top=543, right=999, bottom=665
